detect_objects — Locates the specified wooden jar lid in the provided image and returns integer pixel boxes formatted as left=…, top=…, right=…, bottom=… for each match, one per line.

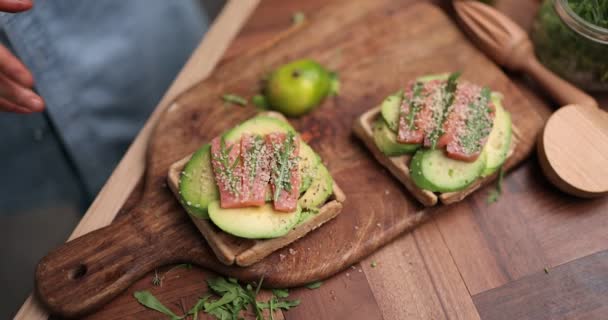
left=538, top=104, right=608, bottom=198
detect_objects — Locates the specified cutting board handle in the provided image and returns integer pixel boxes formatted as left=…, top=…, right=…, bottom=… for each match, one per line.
left=34, top=214, right=169, bottom=318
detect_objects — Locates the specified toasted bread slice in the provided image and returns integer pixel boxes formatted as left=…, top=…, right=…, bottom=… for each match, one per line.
left=167, top=112, right=345, bottom=266
left=353, top=106, right=518, bottom=206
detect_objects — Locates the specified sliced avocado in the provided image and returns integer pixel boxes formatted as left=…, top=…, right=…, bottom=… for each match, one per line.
left=179, top=144, right=219, bottom=219
left=224, top=115, right=295, bottom=143
left=208, top=201, right=301, bottom=239
left=373, top=118, right=420, bottom=156
left=299, top=163, right=333, bottom=210
left=481, top=93, right=512, bottom=177
left=410, top=149, right=487, bottom=192
left=380, top=91, right=403, bottom=132
left=299, top=142, right=321, bottom=192
left=416, top=73, right=450, bottom=82
left=380, top=73, right=451, bottom=133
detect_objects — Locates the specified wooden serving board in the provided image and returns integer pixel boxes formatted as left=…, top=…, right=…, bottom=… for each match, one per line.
left=34, top=1, right=545, bottom=317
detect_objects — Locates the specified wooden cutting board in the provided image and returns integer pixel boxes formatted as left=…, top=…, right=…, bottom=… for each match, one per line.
left=34, top=1, right=545, bottom=317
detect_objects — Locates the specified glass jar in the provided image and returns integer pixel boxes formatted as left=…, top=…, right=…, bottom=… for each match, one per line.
left=531, top=0, right=608, bottom=92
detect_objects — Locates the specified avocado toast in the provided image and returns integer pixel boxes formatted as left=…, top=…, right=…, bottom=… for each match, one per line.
left=353, top=73, right=519, bottom=206
left=168, top=112, right=345, bottom=266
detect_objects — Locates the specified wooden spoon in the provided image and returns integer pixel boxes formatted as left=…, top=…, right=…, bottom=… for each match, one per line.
left=455, top=0, right=608, bottom=197
left=453, top=0, right=598, bottom=108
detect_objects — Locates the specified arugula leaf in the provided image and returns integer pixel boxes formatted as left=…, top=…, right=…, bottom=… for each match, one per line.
left=257, top=297, right=301, bottom=311
left=272, top=299, right=301, bottom=310
left=187, top=295, right=210, bottom=320
left=487, top=166, right=505, bottom=204
left=222, top=94, right=248, bottom=106
left=204, top=277, right=254, bottom=319
left=245, top=277, right=266, bottom=319
left=272, top=288, right=290, bottom=298
left=305, top=281, right=323, bottom=289
left=135, top=276, right=301, bottom=320
left=133, top=291, right=183, bottom=320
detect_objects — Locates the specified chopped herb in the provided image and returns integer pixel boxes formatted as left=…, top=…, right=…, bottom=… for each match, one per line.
left=405, top=82, right=424, bottom=130
left=292, top=11, right=306, bottom=26
left=252, top=94, right=270, bottom=109
left=271, top=132, right=298, bottom=202
left=371, top=261, right=378, bottom=268
left=544, top=267, right=550, bottom=274
left=428, top=72, right=461, bottom=149
left=305, top=281, right=323, bottom=289
left=134, top=291, right=183, bottom=320
left=245, top=135, right=266, bottom=190
left=459, top=87, right=493, bottom=155
left=213, top=137, right=241, bottom=195
left=222, top=93, right=248, bottom=106
left=486, top=166, right=505, bottom=204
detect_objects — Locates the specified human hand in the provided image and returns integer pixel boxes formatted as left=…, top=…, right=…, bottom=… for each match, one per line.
left=0, top=0, right=44, bottom=113
left=0, top=0, right=32, bottom=13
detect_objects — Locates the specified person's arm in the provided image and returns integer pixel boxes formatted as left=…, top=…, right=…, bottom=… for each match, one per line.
left=0, top=0, right=45, bottom=113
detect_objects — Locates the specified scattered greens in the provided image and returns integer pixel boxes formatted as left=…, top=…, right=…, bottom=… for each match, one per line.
left=135, top=276, right=300, bottom=320
left=292, top=11, right=306, bottom=26
left=486, top=166, right=505, bottom=204
left=371, top=261, right=378, bottom=268
left=544, top=267, right=550, bottom=274
left=272, top=288, right=290, bottom=298
left=222, top=94, right=248, bottom=106
left=532, top=0, right=608, bottom=91
left=305, top=281, right=323, bottom=289
left=134, top=291, right=183, bottom=320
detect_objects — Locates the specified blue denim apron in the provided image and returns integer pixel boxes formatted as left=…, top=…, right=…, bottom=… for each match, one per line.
left=0, top=0, right=207, bottom=196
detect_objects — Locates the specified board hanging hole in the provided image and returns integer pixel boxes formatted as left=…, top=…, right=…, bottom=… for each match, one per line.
left=69, top=263, right=88, bottom=280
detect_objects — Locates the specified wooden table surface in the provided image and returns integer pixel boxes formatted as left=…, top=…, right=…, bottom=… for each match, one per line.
left=27, top=0, right=608, bottom=319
